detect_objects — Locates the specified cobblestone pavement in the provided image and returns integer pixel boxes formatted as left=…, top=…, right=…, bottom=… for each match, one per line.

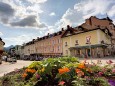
left=0, top=60, right=33, bottom=77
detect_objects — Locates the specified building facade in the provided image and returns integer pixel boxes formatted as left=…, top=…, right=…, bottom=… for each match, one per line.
left=22, top=16, right=115, bottom=58
left=23, top=40, right=36, bottom=56
left=62, top=26, right=112, bottom=58
left=79, top=16, right=115, bottom=55
left=34, top=29, right=64, bottom=57
left=0, top=38, right=5, bottom=64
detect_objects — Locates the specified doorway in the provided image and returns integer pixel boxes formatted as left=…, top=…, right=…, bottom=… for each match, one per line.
left=87, top=49, right=91, bottom=57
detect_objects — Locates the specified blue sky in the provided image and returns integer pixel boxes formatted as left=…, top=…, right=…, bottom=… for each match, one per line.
left=0, top=0, right=115, bottom=47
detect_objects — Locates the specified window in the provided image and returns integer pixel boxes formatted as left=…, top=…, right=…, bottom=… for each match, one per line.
left=58, top=46, right=60, bottom=51
left=75, top=40, right=79, bottom=45
left=58, top=39, right=60, bottom=43
left=86, top=36, right=91, bottom=44
left=66, top=50, right=68, bottom=55
left=52, top=40, right=54, bottom=44
left=65, top=42, right=67, bottom=46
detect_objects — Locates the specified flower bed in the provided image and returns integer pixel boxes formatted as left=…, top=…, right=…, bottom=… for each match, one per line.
left=0, top=57, right=115, bottom=86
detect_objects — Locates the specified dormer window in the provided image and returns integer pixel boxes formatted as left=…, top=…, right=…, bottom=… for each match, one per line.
left=65, top=42, right=68, bottom=46
left=105, top=29, right=108, bottom=33
left=101, top=40, right=104, bottom=44
left=75, top=40, right=79, bottom=45
left=86, top=36, right=91, bottom=44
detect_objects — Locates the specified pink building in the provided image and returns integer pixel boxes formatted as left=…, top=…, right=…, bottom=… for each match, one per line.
left=35, top=29, right=64, bottom=57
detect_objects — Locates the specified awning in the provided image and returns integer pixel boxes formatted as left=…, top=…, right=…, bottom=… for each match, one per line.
left=69, top=44, right=108, bottom=50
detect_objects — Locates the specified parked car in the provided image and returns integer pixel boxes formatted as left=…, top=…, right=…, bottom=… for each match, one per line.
left=30, top=56, right=36, bottom=61
left=23, top=56, right=30, bottom=60
left=7, top=57, right=17, bottom=62
left=2, top=56, right=7, bottom=61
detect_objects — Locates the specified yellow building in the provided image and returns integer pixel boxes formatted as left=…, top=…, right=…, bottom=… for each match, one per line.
left=62, top=26, right=112, bottom=58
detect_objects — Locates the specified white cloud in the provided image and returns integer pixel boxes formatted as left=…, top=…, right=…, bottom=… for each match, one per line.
left=0, top=32, right=3, bottom=36
left=0, top=0, right=46, bottom=28
left=45, top=26, right=55, bottom=35
left=55, top=0, right=115, bottom=30
left=49, top=12, right=56, bottom=16
left=4, top=34, right=37, bottom=47
left=27, top=0, right=47, bottom=4
left=108, top=5, right=115, bottom=17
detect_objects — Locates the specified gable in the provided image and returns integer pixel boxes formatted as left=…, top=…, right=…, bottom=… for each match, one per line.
left=61, top=28, right=75, bottom=38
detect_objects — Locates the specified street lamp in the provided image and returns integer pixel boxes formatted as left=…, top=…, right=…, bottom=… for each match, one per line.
left=89, top=44, right=92, bottom=64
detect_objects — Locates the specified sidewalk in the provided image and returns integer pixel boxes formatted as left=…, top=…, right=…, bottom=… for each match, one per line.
left=79, top=56, right=115, bottom=64
left=0, top=60, right=33, bottom=77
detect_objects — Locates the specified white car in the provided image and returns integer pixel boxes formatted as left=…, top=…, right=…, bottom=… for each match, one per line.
left=2, top=56, right=7, bottom=61
left=7, top=57, right=17, bottom=62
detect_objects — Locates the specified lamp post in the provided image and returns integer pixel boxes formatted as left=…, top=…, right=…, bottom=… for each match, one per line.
left=89, top=44, right=92, bottom=64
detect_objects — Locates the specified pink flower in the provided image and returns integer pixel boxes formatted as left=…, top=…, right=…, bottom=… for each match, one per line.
left=58, top=81, right=65, bottom=85
left=36, top=74, right=40, bottom=79
left=98, top=72, right=103, bottom=76
left=102, top=68, right=106, bottom=72
left=112, top=69, right=115, bottom=73
left=106, top=60, right=113, bottom=64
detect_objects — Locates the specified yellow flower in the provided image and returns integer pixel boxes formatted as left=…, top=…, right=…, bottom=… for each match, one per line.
left=41, top=68, right=45, bottom=72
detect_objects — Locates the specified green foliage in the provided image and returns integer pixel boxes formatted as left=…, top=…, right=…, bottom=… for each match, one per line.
left=1, top=57, right=114, bottom=86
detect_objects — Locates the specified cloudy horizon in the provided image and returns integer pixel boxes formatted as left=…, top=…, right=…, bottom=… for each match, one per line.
left=0, top=0, right=115, bottom=47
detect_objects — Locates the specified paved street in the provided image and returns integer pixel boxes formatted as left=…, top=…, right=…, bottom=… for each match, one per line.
left=0, top=60, right=33, bottom=77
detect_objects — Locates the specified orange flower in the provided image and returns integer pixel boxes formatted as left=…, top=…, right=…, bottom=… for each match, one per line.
left=22, top=73, right=28, bottom=78
left=58, top=67, right=70, bottom=74
left=30, top=69, right=36, bottom=73
left=75, top=68, right=81, bottom=73
left=75, top=68, right=84, bottom=77
left=25, top=68, right=36, bottom=73
left=78, top=63, right=85, bottom=69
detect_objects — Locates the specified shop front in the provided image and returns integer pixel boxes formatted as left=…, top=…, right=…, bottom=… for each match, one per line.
left=69, top=44, right=108, bottom=58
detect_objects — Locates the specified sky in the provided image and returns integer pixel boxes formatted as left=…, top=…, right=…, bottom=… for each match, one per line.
left=0, top=0, right=115, bottom=47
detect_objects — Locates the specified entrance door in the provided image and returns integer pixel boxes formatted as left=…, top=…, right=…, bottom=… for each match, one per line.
left=87, top=49, right=91, bottom=57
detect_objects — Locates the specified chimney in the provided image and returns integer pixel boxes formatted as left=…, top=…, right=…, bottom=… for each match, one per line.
left=67, top=25, right=70, bottom=29
left=89, top=17, right=92, bottom=26
left=33, top=39, right=35, bottom=42
left=0, top=37, right=2, bottom=41
left=47, top=33, right=50, bottom=36
left=37, top=37, right=39, bottom=39
left=61, top=28, right=64, bottom=31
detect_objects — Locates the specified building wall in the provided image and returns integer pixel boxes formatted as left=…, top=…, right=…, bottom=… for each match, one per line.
left=24, top=45, right=30, bottom=55
left=35, top=35, right=62, bottom=56
left=85, top=16, right=115, bottom=43
left=97, top=29, right=111, bottom=44
left=62, top=29, right=111, bottom=56
left=0, top=41, right=4, bottom=50
left=15, top=45, right=21, bottom=55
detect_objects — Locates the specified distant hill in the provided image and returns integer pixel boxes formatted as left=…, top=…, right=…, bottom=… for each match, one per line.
left=4, top=45, right=14, bottom=52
